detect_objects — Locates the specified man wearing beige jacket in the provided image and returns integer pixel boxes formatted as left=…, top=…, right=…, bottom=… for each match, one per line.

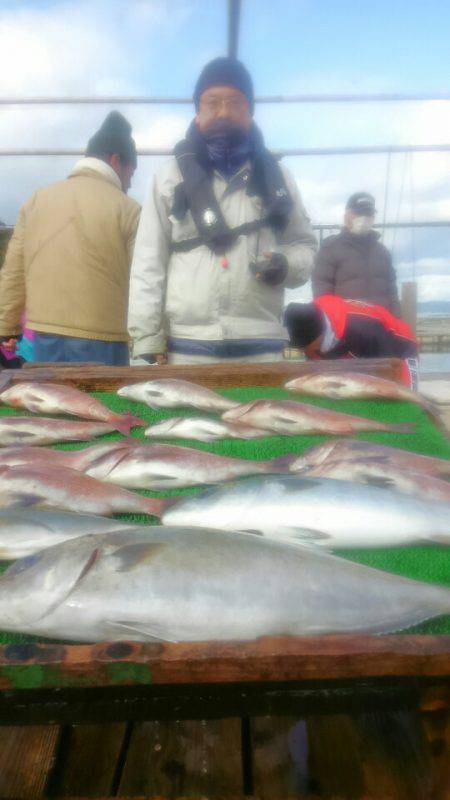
left=128, top=58, right=316, bottom=365
left=0, top=112, right=140, bottom=365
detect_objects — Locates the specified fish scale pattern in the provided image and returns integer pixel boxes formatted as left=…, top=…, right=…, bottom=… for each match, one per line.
left=0, top=384, right=449, bottom=642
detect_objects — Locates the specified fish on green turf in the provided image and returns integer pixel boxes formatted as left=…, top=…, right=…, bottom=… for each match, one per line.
left=0, top=527, right=449, bottom=641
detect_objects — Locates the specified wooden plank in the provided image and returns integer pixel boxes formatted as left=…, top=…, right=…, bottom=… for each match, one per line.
left=0, top=637, right=446, bottom=693
left=356, top=710, right=431, bottom=800
left=2, top=357, right=404, bottom=390
left=0, top=724, right=59, bottom=798
left=251, top=716, right=310, bottom=798
left=118, top=719, right=242, bottom=797
left=0, top=636, right=450, bottom=692
left=420, top=687, right=450, bottom=800
left=48, top=723, right=127, bottom=797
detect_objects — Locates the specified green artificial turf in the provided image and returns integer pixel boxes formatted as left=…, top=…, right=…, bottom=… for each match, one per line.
left=0, top=384, right=449, bottom=643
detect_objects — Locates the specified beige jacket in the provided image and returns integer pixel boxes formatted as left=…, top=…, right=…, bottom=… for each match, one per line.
left=0, top=158, right=140, bottom=341
left=128, top=157, right=317, bottom=356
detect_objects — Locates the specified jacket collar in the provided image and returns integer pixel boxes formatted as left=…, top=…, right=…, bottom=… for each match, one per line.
left=69, top=157, right=122, bottom=191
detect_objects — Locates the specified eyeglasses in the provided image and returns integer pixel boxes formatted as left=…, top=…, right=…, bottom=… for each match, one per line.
left=200, top=97, right=248, bottom=113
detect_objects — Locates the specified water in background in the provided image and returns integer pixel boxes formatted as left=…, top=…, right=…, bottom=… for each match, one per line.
left=420, top=353, right=450, bottom=373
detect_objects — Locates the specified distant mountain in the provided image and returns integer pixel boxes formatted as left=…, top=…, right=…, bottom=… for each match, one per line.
left=418, top=301, right=450, bottom=316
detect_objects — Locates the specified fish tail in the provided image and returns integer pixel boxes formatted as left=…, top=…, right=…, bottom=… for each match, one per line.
left=112, top=413, right=146, bottom=434
left=421, top=400, right=448, bottom=434
left=140, top=496, right=174, bottom=518
left=385, top=422, right=416, bottom=434
left=263, top=453, right=301, bottom=473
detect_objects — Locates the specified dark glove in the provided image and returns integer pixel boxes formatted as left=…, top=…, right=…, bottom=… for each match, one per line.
left=249, top=252, right=288, bottom=286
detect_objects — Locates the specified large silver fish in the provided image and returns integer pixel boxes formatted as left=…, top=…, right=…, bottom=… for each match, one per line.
left=145, top=416, right=270, bottom=442
left=0, top=416, right=118, bottom=446
left=0, top=465, right=165, bottom=517
left=159, top=475, right=450, bottom=548
left=0, top=527, right=448, bottom=641
left=117, top=378, right=239, bottom=412
left=0, top=382, right=145, bottom=434
left=303, top=459, right=450, bottom=502
left=292, top=439, right=450, bottom=479
left=285, top=371, right=443, bottom=428
left=222, top=399, right=415, bottom=436
left=0, top=509, right=135, bottom=559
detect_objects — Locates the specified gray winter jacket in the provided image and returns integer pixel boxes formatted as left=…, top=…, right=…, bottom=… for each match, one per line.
left=128, top=157, right=317, bottom=357
left=312, top=228, right=401, bottom=315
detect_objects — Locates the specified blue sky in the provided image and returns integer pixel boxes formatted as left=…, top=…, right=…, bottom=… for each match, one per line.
left=0, top=0, right=449, bottom=302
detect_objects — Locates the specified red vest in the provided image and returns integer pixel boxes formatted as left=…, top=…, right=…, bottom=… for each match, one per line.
left=314, top=295, right=417, bottom=344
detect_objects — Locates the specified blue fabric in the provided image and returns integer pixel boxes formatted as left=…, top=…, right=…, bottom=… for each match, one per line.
left=33, top=333, right=129, bottom=366
left=168, top=337, right=285, bottom=358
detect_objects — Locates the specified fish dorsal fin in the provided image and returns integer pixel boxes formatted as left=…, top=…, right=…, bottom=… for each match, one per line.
left=362, top=475, right=396, bottom=490
left=105, top=619, right=179, bottom=642
left=112, top=542, right=167, bottom=572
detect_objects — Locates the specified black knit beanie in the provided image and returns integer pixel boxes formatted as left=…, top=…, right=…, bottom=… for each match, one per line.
left=86, top=111, right=137, bottom=168
left=284, top=303, right=324, bottom=347
left=193, top=57, right=254, bottom=113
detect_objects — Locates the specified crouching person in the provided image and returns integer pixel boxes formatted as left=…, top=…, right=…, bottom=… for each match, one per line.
left=284, top=294, right=419, bottom=389
left=0, top=112, right=140, bottom=365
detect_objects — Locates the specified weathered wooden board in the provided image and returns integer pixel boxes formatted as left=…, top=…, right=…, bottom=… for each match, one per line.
left=119, top=719, right=242, bottom=797
left=0, top=724, right=59, bottom=798
left=0, top=637, right=449, bottom=693
left=47, top=723, right=127, bottom=797
left=3, top=356, right=404, bottom=390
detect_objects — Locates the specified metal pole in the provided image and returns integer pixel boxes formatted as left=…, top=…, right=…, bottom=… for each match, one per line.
left=228, top=0, right=241, bottom=58
left=1, top=144, right=449, bottom=158
left=401, top=281, right=418, bottom=333
left=1, top=92, right=449, bottom=105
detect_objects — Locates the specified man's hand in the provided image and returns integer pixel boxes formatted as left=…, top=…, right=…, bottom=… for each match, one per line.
left=141, top=353, right=168, bottom=365
left=0, top=338, right=19, bottom=353
left=252, top=252, right=288, bottom=286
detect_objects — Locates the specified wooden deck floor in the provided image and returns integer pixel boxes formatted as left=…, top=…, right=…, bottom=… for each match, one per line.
left=1, top=701, right=449, bottom=799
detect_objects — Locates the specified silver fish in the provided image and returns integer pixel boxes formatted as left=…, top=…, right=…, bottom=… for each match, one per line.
left=79, top=443, right=295, bottom=489
left=285, top=371, right=443, bottom=429
left=0, top=527, right=448, bottom=641
left=222, top=399, right=415, bottom=436
left=0, top=509, right=135, bottom=559
left=303, top=459, right=450, bottom=502
left=0, top=416, right=117, bottom=446
left=0, top=464, right=165, bottom=517
left=0, top=382, right=145, bottom=434
left=160, top=475, right=450, bottom=548
left=117, top=378, right=239, bottom=412
left=145, top=416, right=270, bottom=442
left=292, top=439, right=450, bottom=479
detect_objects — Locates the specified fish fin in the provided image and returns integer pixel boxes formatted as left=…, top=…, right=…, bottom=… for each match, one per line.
left=0, top=492, right=43, bottom=509
left=387, top=423, right=416, bottom=433
left=113, top=413, right=146, bottom=435
left=361, top=475, right=397, bottom=490
left=104, top=619, right=179, bottom=643
left=264, top=453, right=303, bottom=473
left=112, top=542, right=167, bottom=572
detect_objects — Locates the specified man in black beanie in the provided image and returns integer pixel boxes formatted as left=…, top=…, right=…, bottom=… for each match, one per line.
left=128, top=57, right=316, bottom=365
left=0, top=112, right=140, bottom=365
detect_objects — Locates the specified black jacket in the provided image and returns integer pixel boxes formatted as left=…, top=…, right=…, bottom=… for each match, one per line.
left=312, top=229, right=401, bottom=315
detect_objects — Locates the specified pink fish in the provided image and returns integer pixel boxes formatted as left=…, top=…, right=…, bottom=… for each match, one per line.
left=0, top=465, right=165, bottom=517
left=0, top=417, right=118, bottom=446
left=0, top=382, right=145, bottom=434
left=223, top=399, right=415, bottom=436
